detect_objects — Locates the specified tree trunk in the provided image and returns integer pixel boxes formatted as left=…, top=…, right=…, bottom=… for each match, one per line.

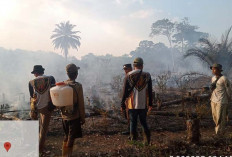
left=157, top=100, right=162, bottom=111
left=186, top=119, right=200, bottom=144
left=64, top=48, right=68, bottom=62
left=181, top=37, right=185, bottom=53
left=168, top=35, right=175, bottom=71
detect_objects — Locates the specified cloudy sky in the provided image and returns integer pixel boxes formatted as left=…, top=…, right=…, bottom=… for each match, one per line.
left=0, top=0, right=231, bottom=58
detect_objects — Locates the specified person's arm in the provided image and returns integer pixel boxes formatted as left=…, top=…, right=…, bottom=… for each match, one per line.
left=50, top=76, right=56, bottom=87
left=224, top=78, right=232, bottom=101
left=147, top=74, right=153, bottom=107
left=78, top=84, right=85, bottom=124
left=28, top=81, right=34, bottom=98
left=121, top=76, right=130, bottom=110
left=29, top=81, right=38, bottom=119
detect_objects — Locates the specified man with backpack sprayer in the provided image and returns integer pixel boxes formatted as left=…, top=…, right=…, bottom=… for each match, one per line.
left=59, top=63, right=85, bottom=157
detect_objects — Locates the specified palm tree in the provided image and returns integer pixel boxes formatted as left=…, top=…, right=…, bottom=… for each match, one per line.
left=51, top=21, right=81, bottom=61
left=184, top=27, right=232, bottom=76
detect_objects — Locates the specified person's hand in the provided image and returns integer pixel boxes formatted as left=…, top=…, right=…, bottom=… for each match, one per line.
left=80, top=119, right=85, bottom=125
left=30, top=110, right=38, bottom=120
left=147, top=106, right=152, bottom=116
left=120, top=107, right=124, bottom=112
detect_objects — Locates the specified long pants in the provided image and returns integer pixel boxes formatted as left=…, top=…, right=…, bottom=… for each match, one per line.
left=129, top=109, right=150, bottom=135
left=62, top=118, right=82, bottom=147
left=124, top=108, right=130, bottom=132
left=38, top=106, right=52, bottom=152
left=211, top=102, right=227, bottom=135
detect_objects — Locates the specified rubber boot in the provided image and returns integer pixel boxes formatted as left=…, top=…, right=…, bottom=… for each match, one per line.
left=143, top=131, right=151, bottom=146
left=62, top=142, right=68, bottom=157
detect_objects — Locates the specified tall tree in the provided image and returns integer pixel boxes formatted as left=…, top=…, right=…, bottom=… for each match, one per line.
left=184, top=27, right=232, bottom=76
left=172, top=17, right=208, bottom=53
left=150, top=19, right=175, bottom=48
left=150, top=19, right=175, bottom=70
left=51, top=21, right=81, bottom=61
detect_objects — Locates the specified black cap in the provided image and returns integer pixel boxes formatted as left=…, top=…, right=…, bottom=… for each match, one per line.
left=123, top=64, right=132, bottom=70
left=31, top=65, right=45, bottom=74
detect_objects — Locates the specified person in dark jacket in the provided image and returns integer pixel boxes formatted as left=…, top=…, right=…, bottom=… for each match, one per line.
left=121, top=64, right=132, bottom=135
left=121, top=58, right=153, bottom=145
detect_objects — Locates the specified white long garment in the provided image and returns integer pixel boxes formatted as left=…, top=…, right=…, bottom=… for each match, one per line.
left=210, top=76, right=232, bottom=104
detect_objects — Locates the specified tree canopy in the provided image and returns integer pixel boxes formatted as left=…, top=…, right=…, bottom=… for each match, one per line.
left=51, top=21, right=81, bottom=61
left=184, top=27, right=232, bottom=76
left=150, top=17, right=209, bottom=52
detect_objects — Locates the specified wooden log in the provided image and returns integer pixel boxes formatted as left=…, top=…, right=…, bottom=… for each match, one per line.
left=1, top=109, right=30, bottom=114
left=149, top=111, right=198, bottom=118
left=153, top=94, right=210, bottom=108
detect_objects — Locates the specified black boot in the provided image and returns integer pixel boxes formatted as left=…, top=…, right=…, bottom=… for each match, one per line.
left=143, top=131, right=151, bottom=146
left=122, top=126, right=130, bottom=135
left=122, top=131, right=130, bottom=135
left=130, top=132, right=138, bottom=141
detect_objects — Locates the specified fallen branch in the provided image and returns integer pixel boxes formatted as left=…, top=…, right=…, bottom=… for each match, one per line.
left=149, top=111, right=198, bottom=118
left=154, top=94, right=210, bottom=107
left=0, top=109, right=30, bottom=114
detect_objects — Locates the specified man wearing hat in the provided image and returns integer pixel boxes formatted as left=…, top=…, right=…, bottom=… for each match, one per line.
left=210, top=63, right=231, bottom=135
left=121, top=57, right=153, bottom=145
left=60, top=63, right=85, bottom=157
left=121, top=64, right=132, bottom=135
left=28, top=65, right=56, bottom=152
left=123, top=64, right=132, bottom=75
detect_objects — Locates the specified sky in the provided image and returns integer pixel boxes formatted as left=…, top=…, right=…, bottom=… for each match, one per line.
left=0, top=0, right=232, bottom=59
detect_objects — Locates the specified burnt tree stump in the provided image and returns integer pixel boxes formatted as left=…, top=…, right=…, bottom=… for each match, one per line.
left=186, top=119, right=201, bottom=144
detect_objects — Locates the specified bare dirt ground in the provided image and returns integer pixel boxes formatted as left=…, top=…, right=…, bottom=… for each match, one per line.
left=41, top=106, right=232, bottom=157
left=2, top=88, right=232, bottom=157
